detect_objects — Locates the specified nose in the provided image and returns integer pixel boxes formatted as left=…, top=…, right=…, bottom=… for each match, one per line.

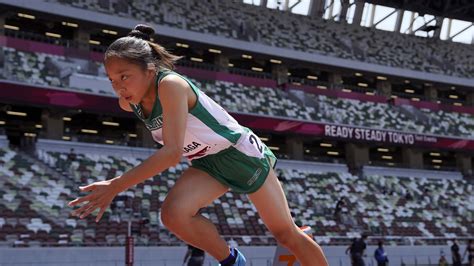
left=113, top=84, right=127, bottom=95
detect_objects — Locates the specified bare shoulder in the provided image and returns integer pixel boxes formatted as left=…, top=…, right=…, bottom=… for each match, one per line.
left=158, top=74, right=191, bottom=94
left=158, top=73, right=196, bottom=110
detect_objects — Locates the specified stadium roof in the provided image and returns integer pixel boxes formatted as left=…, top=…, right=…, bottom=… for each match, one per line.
left=365, top=0, right=474, bottom=23
left=246, top=0, right=473, bottom=44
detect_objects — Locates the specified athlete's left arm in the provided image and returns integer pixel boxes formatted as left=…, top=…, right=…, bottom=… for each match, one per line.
left=68, top=75, right=189, bottom=221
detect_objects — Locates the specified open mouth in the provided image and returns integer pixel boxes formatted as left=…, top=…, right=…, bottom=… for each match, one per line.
left=125, top=96, right=132, bottom=101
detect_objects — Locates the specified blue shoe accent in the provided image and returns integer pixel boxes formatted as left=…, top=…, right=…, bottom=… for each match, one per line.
left=218, top=248, right=246, bottom=266
left=234, top=248, right=246, bottom=266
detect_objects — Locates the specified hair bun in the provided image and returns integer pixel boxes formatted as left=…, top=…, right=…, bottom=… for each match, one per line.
left=128, top=24, right=155, bottom=41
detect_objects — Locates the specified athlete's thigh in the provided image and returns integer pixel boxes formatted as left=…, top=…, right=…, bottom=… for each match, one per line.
left=162, top=167, right=229, bottom=215
left=247, top=169, right=297, bottom=233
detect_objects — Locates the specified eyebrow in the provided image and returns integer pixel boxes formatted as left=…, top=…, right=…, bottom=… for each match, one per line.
left=107, top=69, right=131, bottom=80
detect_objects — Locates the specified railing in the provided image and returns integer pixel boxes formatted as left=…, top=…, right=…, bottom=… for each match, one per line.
left=366, top=161, right=460, bottom=172
left=303, top=155, right=347, bottom=164
left=6, top=235, right=471, bottom=248
left=177, top=59, right=221, bottom=72
left=3, top=29, right=80, bottom=49
left=39, top=133, right=141, bottom=148
left=0, top=258, right=271, bottom=266
left=289, top=76, right=330, bottom=88
left=437, top=97, right=468, bottom=106
left=288, top=77, right=380, bottom=95
left=178, top=59, right=274, bottom=80
left=2, top=28, right=109, bottom=53
left=227, top=67, right=273, bottom=80
left=1, top=248, right=466, bottom=266
left=391, top=91, right=427, bottom=101
left=331, top=255, right=448, bottom=266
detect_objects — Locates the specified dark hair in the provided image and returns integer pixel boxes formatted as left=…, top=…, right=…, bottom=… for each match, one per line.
left=104, top=24, right=181, bottom=71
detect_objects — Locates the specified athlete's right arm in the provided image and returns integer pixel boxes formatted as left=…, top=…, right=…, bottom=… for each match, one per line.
left=68, top=77, right=189, bottom=222
left=111, top=75, right=189, bottom=192
left=118, top=96, right=133, bottom=112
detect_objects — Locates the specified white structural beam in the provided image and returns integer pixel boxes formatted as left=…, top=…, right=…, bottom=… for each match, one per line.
left=404, top=11, right=417, bottom=34
left=289, top=0, right=303, bottom=11
left=412, top=17, right=436, bottom=33
left=369, top=4, right=376, bottom=27
left=373, top=8, right=398, bottom=28
left=448, top=22, right=473, bottom=41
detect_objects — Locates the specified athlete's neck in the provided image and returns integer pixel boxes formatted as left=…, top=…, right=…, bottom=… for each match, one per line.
left=139, top=73, right=158, bottom=114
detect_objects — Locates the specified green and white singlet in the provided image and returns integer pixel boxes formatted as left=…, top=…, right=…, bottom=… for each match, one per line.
left=130, top=69, right=277, bottom=193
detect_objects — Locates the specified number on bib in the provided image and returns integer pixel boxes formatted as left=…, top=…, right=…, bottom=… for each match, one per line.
left=249, top=134, right=264, bottom=154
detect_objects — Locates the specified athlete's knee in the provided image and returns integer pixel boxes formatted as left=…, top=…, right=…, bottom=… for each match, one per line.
left=160, top=200, right=197, bottom=230
left=272, top=225, right=301, bottom=248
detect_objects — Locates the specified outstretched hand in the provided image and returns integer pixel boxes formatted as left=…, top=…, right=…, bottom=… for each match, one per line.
left=68, top=179, right=122, bottom=222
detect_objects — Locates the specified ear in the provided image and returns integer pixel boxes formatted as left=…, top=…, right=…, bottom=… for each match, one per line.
left=147, top=63, right=156, bottom=71
left=146, top=63, right=156, bottom=78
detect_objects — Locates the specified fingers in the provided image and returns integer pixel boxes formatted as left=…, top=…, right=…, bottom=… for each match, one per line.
left=68, top=193, right=95, bottom=207
left=71, top=200, right=96, bottom=218
left=68, top=183, right=99, bottom=207
left=96, top=205, right=108, bottom=223
left=70, top=195, right=110, bottom=222
left=72, top=199, right=101, bottom=219
left=79, top=184, right=96, bottom=192
left=68, top=182, right=113, bottom=222
left=77, top=203, right=100, bottom=219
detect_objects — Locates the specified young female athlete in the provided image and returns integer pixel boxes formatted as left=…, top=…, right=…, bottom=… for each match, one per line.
left=68, top=24, right=328, bottom=266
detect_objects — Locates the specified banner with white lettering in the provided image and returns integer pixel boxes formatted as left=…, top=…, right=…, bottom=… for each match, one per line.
left=324, top=125, right=438, bottom=145
left=232, top=113, right=474, bottom=150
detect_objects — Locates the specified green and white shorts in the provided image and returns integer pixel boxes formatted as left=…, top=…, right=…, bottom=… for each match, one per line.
left=190, top=129, right=277, bottom=194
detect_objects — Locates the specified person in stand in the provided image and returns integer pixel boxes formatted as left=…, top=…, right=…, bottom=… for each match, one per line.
left=345, top=238, right=356, bottom=266
left=350, top=233, right=368, bottom=266
left=439, top=250, right=448, bottom=266
left=334, top=196, right=346, bottom=223
left=451, top=239, right=462, bottom=266
left=374, top=241, right=389, bottom=266
left=462, top=239, right=474, bottom=266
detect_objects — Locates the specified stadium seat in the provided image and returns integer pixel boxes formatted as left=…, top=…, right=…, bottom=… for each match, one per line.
left=44, top=0, right=473, bottom=78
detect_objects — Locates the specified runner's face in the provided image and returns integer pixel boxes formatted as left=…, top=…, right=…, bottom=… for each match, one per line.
left=105, top=56, right=154, bottom=105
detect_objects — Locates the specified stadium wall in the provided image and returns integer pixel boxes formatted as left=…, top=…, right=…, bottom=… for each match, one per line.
left=0, top=245, right=467, bottom=266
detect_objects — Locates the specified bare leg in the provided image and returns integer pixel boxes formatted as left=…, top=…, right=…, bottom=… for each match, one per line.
left=248, top=169, right=329, bottom=266
left=160, top=167, right=231, bottom=261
